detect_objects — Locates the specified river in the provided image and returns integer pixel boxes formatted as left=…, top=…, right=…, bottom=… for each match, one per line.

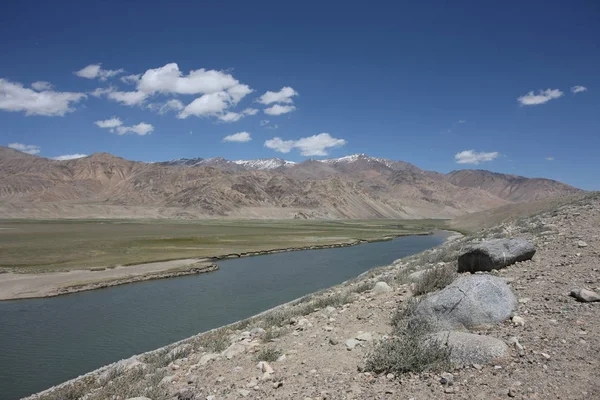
left=0, top=232, right=447, bottom=399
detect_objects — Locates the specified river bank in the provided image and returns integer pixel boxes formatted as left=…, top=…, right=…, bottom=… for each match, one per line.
left=23, top=194, right=600, bottom=400
left=0, top=233, right=427, bottom=301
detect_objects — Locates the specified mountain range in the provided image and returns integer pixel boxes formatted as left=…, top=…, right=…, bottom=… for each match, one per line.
left=0, top=147, right=582, bottom=220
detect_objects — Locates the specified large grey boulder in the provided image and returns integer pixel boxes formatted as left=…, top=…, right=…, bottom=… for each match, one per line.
left=458, top=238, right=535, bottom=273
left=414, top=275, right=516, bottom=331
left=429, top=331, right=509, bottom=367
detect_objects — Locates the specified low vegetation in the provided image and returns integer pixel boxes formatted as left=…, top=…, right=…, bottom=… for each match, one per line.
left=255, top=347, right=282, bottom=362
left=0, top=218, right=442, bottom=272
left=412, top=264, right=457, bottom=296
left=367, top=299, right=451, bottom=374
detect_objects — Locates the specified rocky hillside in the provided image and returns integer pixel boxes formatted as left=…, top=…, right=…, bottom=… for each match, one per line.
left=27, top=193, right=600, bottom=400
left=447, top=169, right=581, bottom=202
left=0, top=147, right=582, bottom=219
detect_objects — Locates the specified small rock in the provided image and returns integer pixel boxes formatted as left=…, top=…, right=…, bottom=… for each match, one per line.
left=277, top=354, right=287, bottom=362
left=325, top=306, right=336, bottom=313
left=199, top=353, right=220, bottom=365
left=386, top=373, right=395, bottom=380
left=329, top=338, right=339, bottom=345
left=355, top=332, right=373, bottom=342
left=257, top=361, right=274, bottom=374
left=541, top=352, right=551, bottom=360
left=440, top=373, right=454, bottom=385
left=237, top=389, right=251, bottom=397
left=373, top=281, right=392, bottom=294
left=518, top=298, right=530, bottom=304
left=577, top=241, right=588, bottom=248
left=250, top=327, right=266, bottom=336
left=345, top=338, right=359, bottom=350
left=508, top=388, right=517, bottom=397
left=273, top=381, right=283, bottom=389
left=512, top=316, right=525, bottom=326
left=570, top=288, right=600, bottom=302
left=444, top=387, right=455, bottom=394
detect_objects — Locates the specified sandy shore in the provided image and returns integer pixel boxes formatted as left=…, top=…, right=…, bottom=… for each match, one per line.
left=0, top=259, right=216, bottom=301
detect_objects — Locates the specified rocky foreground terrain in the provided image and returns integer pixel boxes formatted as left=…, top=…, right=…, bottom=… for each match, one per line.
left=0, top=147, right=580, bottom=220
left=28, top=193, right=600, bottom=400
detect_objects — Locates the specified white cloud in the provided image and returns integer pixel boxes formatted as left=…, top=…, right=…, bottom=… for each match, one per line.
left=517, top=89, right=563, bottom=106
left=217, top=107, right=259, bottom=122
left=94, top=117, right=123, bottom=129
left=0, top=79, right=85, bottom=116
left=158, top=99, right=185, bottom=114
left=264, top=104, right=296, bottom=116
left=260, top=119, right=270, bottom=126
left=455, top=150, right=499, bottom=164
left=89, top=86, right=147, bottom=106
left=8, top=142, right=41, bottom=155
left=178, top=92, right=230, bottom=118
left=94, top=118, right=153, bottom=136
left=137, top=63, right=240, bottom=95
left=264, top=137, right=296, bottom=153
left=75, top=64, right=124, bottom=81
left=458, top=120, right=466, bottom=124
left=115, top=122, right=154, bottom=136
left=265, top=133, right=346, bottom=156
left=546, top=156, right=554, bottom=161
left=223, top=132, right=251, bottom=142
left=258, top=87, right=298, bottom=105
left=106, top=90, right=148, bottom=106
left=52, top=153, right=87, bottom=161
left=571, top=85, right=587, bottom=94
left=121, top=74, right=141, bottom=84
left=228, top=84, right=253, bottom=105
left=31, top=81, right=53, bottom=91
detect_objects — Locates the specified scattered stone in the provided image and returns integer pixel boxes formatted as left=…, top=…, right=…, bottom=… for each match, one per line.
left=458, top=238, right=536, bottom=273
left=329, top=338, right=339, bottom=345
left=373, top=281, right=392, bottom=294
left=325, top=306, right=336, bottom=313
left=414, top=275, right=517, bottom=330
left=508, top=388, right=517, bottom=397
left=577, top=241, right=588, bottom=248
left=429, top=331, right=509, bottom=367
left=237, top=389, right=251, bottom=397
left=273, top=381, right=283, bottom=389
left=250, top=327, right=266, bottom=336
left=257, top=361, right=274, bottom=374
left=386, top=373, right=395, bottom=380
left=355, top=332, right=373, bottom=342
left=570, top=288, right=600, bottom=302
left=277, top=354, right=287, bottom=362
left=222, top=342, right=246, bottom=359
left=345, top=338, right=360, bottom=350
left=440, top=372, right=454, bottom=386
left=512, top=315, right=525, bottom=326
left=199, top=353, right=219, bottom=365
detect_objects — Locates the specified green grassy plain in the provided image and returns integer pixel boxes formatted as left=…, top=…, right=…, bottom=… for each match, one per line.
left=0, top=219, right=448, bottom=273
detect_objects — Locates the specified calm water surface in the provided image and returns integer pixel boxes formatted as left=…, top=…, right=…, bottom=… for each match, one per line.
left=0, top=232, right=447, bottom=399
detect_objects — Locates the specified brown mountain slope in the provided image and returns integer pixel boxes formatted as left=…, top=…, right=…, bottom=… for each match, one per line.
left=447, top=169, right=582, bottom=202
left=0, top=147, right=581, bottom=219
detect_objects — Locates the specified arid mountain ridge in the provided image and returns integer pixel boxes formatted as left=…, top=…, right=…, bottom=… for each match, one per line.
left=0, top=147, right=582, bottom=220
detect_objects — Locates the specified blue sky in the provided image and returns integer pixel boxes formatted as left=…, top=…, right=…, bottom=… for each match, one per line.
left=0, top=1, right=598, bottom=189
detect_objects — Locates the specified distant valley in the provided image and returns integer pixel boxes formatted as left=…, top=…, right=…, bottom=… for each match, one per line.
left=0, top=147, right=582, bottom=220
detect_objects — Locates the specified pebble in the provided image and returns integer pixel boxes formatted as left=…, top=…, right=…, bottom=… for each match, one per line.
left=577, top=240, right=588, bottom=248
left=345, top=338, right=359, bottom=350
left=329, top=338, right=339, bottom=345
left=386, top=373, right=395, bottom=380
left=512, top=316, right=525, bottom=326
left=237, top=389, right=251, bottom=397
left=440, top=373, right=454, bottom=386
